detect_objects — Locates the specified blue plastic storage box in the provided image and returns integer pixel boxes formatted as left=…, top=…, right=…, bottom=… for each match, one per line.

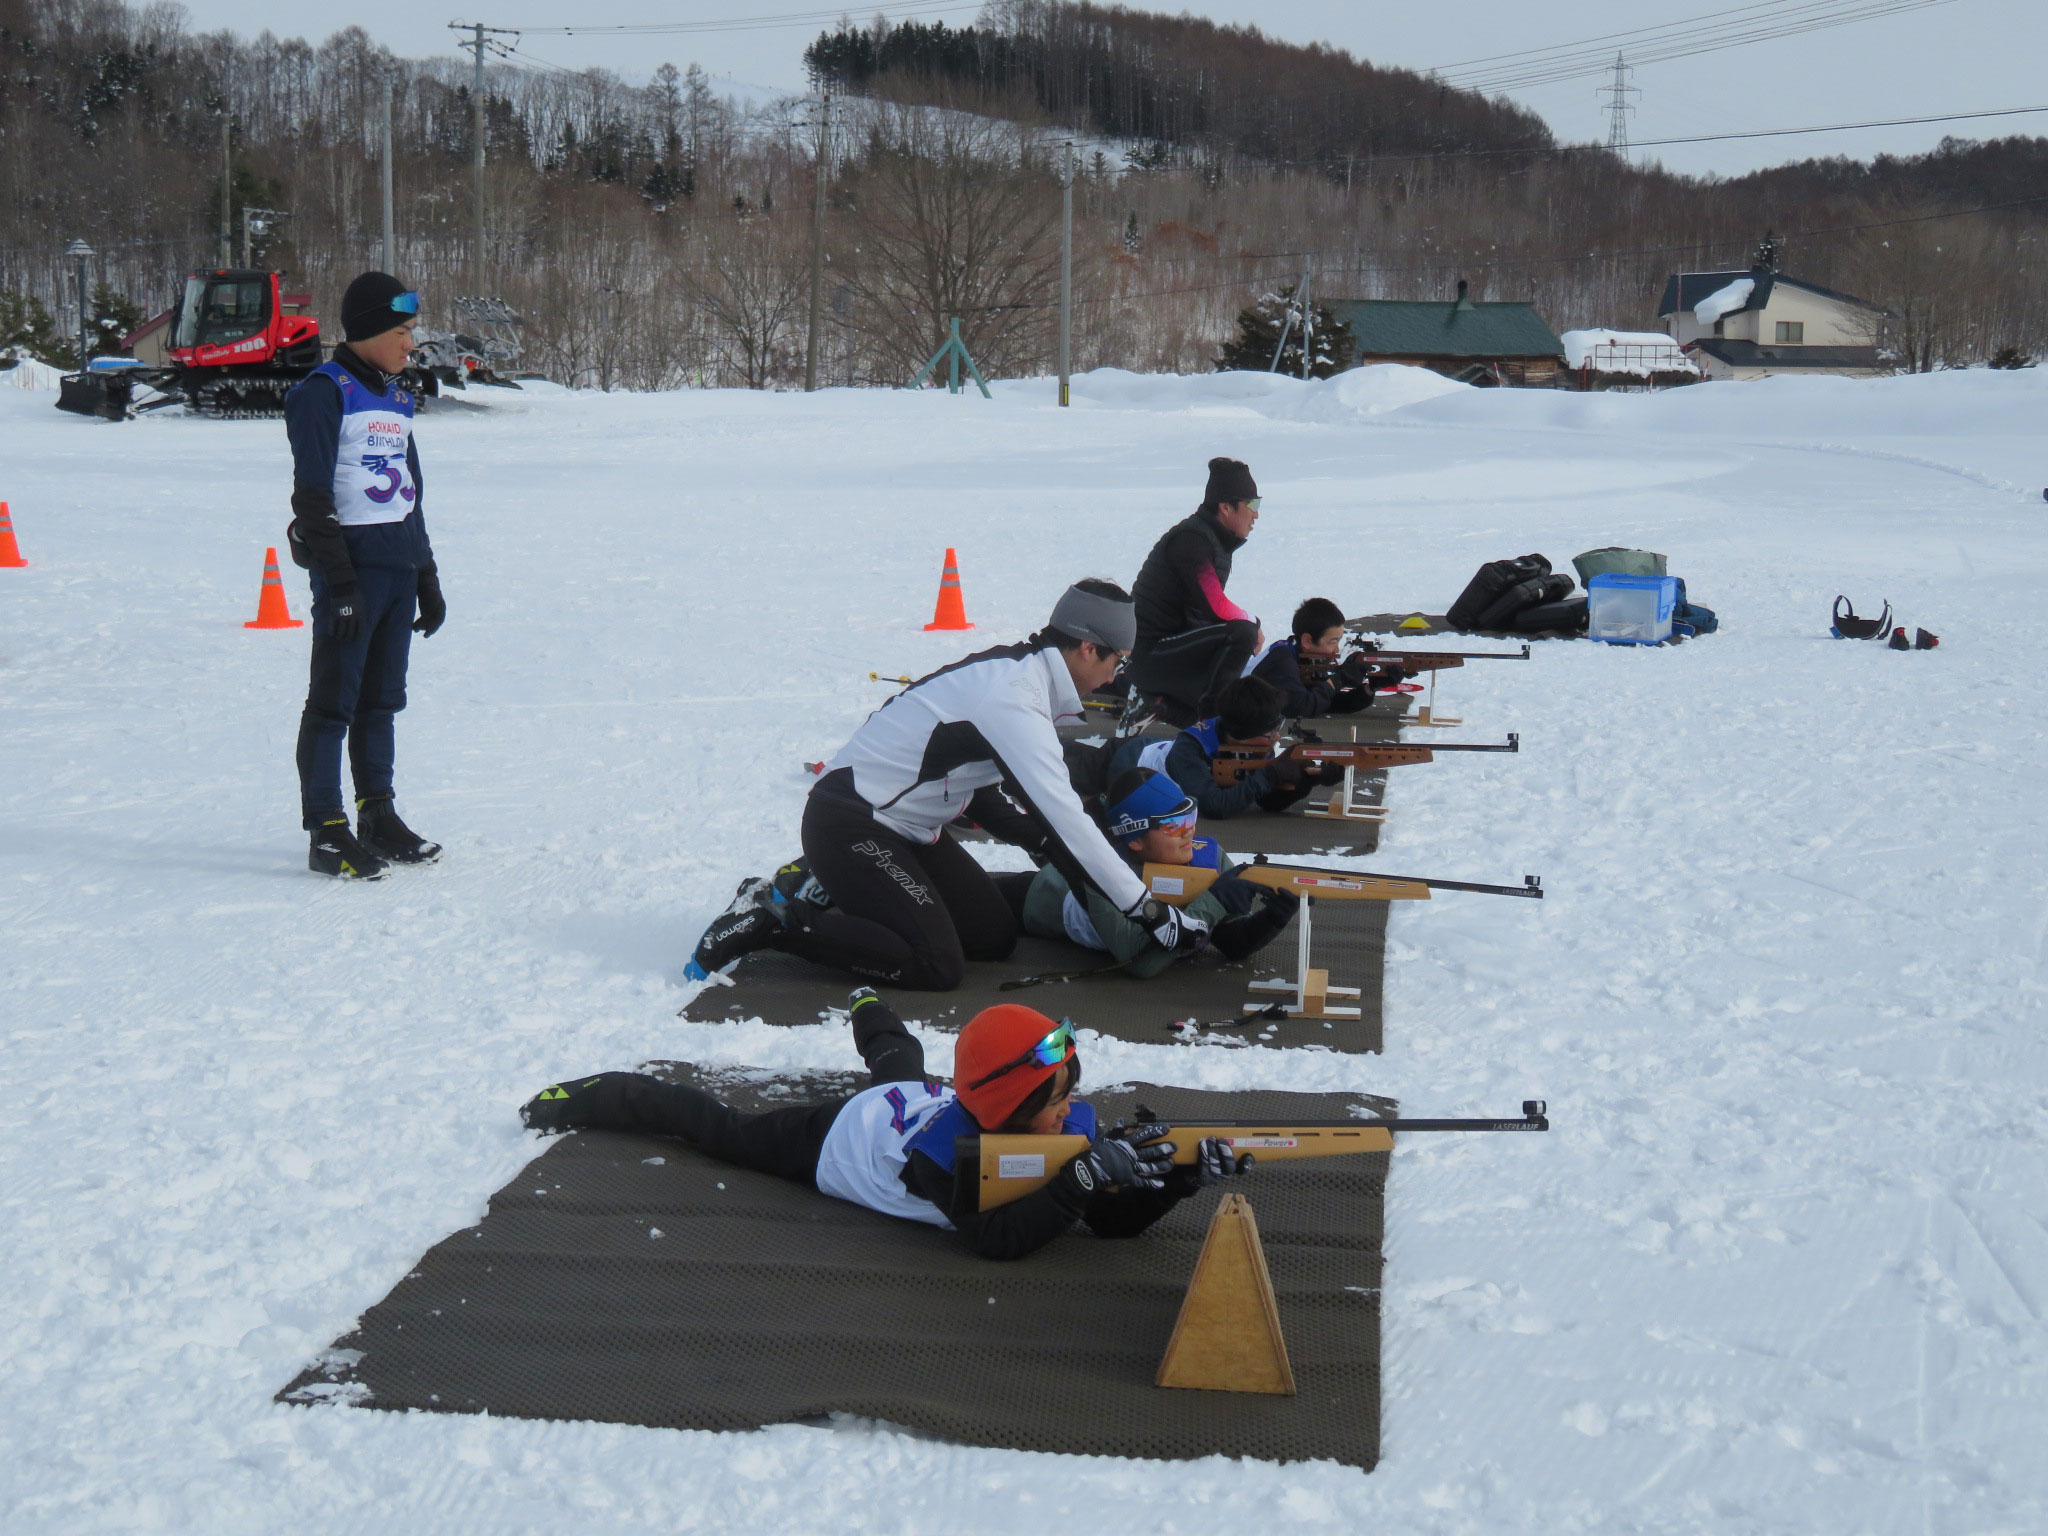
left=1587, top=572, right=1679, bottom=645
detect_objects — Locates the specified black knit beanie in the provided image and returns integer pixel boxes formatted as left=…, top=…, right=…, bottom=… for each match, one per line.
left=1204, top=456, right=1258, bottom=507
left=341, top=271, right=414, bottom=343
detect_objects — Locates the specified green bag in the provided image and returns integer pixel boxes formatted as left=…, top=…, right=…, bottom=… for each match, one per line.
left=1572, top=547, right=1667, bottom=583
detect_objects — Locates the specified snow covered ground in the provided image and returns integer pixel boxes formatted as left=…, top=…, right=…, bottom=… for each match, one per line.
left=3, top=362, right=2045, bottom=1534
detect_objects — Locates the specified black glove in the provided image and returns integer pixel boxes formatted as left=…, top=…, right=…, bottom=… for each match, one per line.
left=413, top=568, right=446, bottom=638
left=1313, top=759, right=1349, bottom=786
left=1264, top=756, right=1306, bottom=791
left=1209, top=885, right=1301, bottom=961
left=1133, top=897, right=1210, bottom=955
left=1335, top=650, right=1374, bottom=686
left=325, top=579, right=363, bottom=643
left=1063, top=1121, right=1177, bottom=1196
left=1208, top=871, right=1259, bottom=917
left=1187, top=1136, right=1255, bottom=1188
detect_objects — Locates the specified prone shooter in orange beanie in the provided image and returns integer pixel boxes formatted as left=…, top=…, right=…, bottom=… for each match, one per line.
left=521, top=991, right=1247, bottom=1260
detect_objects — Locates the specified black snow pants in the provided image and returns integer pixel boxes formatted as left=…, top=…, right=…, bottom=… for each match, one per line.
left=1124, top=620, right=1260, bottom=725
left=541, top=999, right=930, bottom=1187
left=774, top=769, right=1019, bottom=990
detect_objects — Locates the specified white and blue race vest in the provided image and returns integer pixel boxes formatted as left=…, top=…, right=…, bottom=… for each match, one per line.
left=814, top=1080, right=960, bottom=1227
left=317, top=360, right=417, bottom=527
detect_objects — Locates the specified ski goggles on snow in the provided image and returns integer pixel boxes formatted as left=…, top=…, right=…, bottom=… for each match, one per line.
left=966, top=1021, right=1077, bottom=1091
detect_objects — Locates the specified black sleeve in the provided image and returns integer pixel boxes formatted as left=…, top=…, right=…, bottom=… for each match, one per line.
left=407, top=434, right=435, bottom=570
left=965, top=784, right=1048, bottom=858
left=1081, top=1183, right=1189, bottom=1239
left=1174, top=735, right=1269, bottom=820
left=284, top=375, right=354, bottom=583
left=1325, top=683, right=1372, bottom=715
left=1252, top=645, right=1327, bottom=718
left=903, top=1148, right=1091, bottom=1261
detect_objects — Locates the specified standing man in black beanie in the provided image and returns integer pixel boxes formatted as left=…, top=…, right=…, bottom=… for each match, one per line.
left=284, top=271, right=446, bottom=879
left=1123, top=456, right=1263, bottom=727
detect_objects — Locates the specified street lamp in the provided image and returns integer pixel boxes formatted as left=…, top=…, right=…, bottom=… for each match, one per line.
left=64, top=239, right=94, bottom=367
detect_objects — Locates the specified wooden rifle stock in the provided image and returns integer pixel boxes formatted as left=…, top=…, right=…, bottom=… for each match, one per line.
left=1140, top=860, right=1429, bottom=905
left=967, top=1102, right=1548, bottom=1210
left=1213, top=733, right=1519, bottom=785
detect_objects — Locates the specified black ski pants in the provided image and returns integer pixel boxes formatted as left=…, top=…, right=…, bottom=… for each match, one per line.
left=1125, top=620, right=1260, bottom=723
left=542, top=1002, right=929, bottom=1186
left=777, top=770, right=1019, bottom=990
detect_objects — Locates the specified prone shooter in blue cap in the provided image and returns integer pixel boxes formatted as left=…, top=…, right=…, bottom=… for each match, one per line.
left=993, top=767, right=1300, bottom=977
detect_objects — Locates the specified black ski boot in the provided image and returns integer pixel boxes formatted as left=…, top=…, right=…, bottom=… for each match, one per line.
left=684, top=877, right=786, bottom=982
left=520, top=1072, right=622, bottom=1134
left=772, top=857, right=832, bottom=912
left=308, top=817, right=390, bottom=881
left=357, top=795, right=442, bottom=864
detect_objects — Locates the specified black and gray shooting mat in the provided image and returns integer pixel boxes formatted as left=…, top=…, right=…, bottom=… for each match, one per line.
left=682, top=896, right=1390, bottom=1053
left=279, top=1070, right=1394, bottom=1469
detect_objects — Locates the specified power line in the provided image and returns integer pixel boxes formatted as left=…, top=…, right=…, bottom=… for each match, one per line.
left=515, top=0, right=975, bottom=38
left=1441, top=0, right=1958, bottom=92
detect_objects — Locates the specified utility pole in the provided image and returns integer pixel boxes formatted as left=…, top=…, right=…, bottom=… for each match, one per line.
left=450, top=22, right=519, bottom=286
left=1057, top=137, right=1073, bottom=408
left=804, top=86, right=830, bottom=393
left=1599, top=53, right=1638, bottom=161
left=1298, top=269, right=1314, bottom=380
left=64, top=239, right=93, bottom=365
left=381, top=73, right=396, bottom=270
left=220, top=113, right=233, bottom=267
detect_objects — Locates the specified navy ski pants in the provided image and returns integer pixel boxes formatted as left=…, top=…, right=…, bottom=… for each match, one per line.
left=296, top=564, right=417, bottom=827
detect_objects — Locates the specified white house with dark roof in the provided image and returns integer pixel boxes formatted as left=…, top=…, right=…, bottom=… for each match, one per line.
left=1657, top=263, right=1889, bottom=380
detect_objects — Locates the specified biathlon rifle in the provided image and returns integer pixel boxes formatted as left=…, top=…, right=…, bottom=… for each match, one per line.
left=966, top=1100, right=1548, bottom=1209
left=1212, top=730, right=1518, bottom=786
left=1342, top=637, right=1531, bottom=674
left=1142, top=854, right=1541, bottom=906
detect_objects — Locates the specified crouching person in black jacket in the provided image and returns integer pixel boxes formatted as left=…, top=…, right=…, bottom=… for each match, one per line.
left=521, top=991, right=1249, bottom=1260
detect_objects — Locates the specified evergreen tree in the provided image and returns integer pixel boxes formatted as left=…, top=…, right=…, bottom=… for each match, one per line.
left=90, top=283, right=145, bottom=353
left=1123, top=212, right=1143, bottom=254
left=1215, top=283, right=1353, bottom=378
left=0, top=290, right=71, bottom=368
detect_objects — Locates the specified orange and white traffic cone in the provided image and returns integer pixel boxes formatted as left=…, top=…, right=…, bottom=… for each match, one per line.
left=922, top=547, right=973, bottom=631
left=244, top=546, right=304, bottom=629
left=0, top=502, right=25, bottom=568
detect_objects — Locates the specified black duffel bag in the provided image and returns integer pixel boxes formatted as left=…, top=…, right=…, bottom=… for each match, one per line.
left=1447, top=553, right=1551, bottom=630
left=1473, top=571, right=1572, bottom=631
left=1510, top=594, right=1588, bottom=634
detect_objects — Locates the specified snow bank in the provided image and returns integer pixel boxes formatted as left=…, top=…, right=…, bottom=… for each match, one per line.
left=1692, top=275, right=1754, bottom=325
left=3, top=365, right=2047, bottom=1533
left=1, top=355, right=66, bottom=390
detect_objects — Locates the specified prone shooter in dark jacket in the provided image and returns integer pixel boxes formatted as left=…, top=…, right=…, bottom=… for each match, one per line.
left=1108, top=675, right=1340, bottom=821
left=1250, top=597, right=1415, bottom=719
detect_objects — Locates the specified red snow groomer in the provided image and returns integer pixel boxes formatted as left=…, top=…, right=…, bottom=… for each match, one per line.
left=60, top=269, right=332, bottom=420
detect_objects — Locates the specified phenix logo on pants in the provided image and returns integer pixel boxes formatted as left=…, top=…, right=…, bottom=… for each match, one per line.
left=853, top=840, right=934, bottom=906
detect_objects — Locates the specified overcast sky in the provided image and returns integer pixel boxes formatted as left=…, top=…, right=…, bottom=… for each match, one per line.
left=168, top=0, right=2043, bottom=177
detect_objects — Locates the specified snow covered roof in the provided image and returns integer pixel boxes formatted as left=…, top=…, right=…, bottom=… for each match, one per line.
left=1656, top=268, right=1885, bottom=319
left=1560, top=328, right=1697, bottom=374
left=1692, top=277, right=1755, bottom=327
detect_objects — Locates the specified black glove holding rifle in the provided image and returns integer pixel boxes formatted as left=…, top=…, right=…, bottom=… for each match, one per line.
left=1059, top=1120, right=1178, bottom=1197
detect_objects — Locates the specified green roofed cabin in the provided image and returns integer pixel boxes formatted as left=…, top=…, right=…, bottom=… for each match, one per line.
left=1325, top=280, right=1567, bottom=387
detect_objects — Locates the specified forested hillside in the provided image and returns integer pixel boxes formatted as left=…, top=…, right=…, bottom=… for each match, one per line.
left=2, top=0, right=2041, bottom=388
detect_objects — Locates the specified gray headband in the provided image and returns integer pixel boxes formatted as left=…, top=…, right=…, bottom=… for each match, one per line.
left=1049, top=584, right=1136, bottom=653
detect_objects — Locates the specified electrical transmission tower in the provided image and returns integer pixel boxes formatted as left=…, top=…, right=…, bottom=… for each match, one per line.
left=1598, top=52, right=1639, bottom=159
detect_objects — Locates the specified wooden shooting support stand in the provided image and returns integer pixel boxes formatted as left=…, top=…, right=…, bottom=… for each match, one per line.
left=1411, top=669, right=1463, bottom=729
left=1300, top=723, right=1392, bottom=824
left=1247, top=894, right=1362, bottom=1020
left=1156, top=1194, right=1296, bottom=1395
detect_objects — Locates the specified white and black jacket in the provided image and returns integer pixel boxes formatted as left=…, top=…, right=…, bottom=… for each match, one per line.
left=823, top=642, right=1152, bottom=914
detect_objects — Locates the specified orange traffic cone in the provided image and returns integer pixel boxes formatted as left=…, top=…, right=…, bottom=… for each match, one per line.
left=0, top=502, right=25, bottom=568
left=244, top=546, right=304, bottom=629
left=923, top=547, right=973, bottom=631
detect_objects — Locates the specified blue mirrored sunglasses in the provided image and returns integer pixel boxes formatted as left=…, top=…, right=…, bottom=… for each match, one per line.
left=966, top=1020, right=1076, bottom=1090
left=391, top=291, right=421, bottom=315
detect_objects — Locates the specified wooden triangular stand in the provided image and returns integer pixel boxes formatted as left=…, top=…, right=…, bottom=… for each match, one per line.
left=1155, top=1194, right=1296, bottom=1395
